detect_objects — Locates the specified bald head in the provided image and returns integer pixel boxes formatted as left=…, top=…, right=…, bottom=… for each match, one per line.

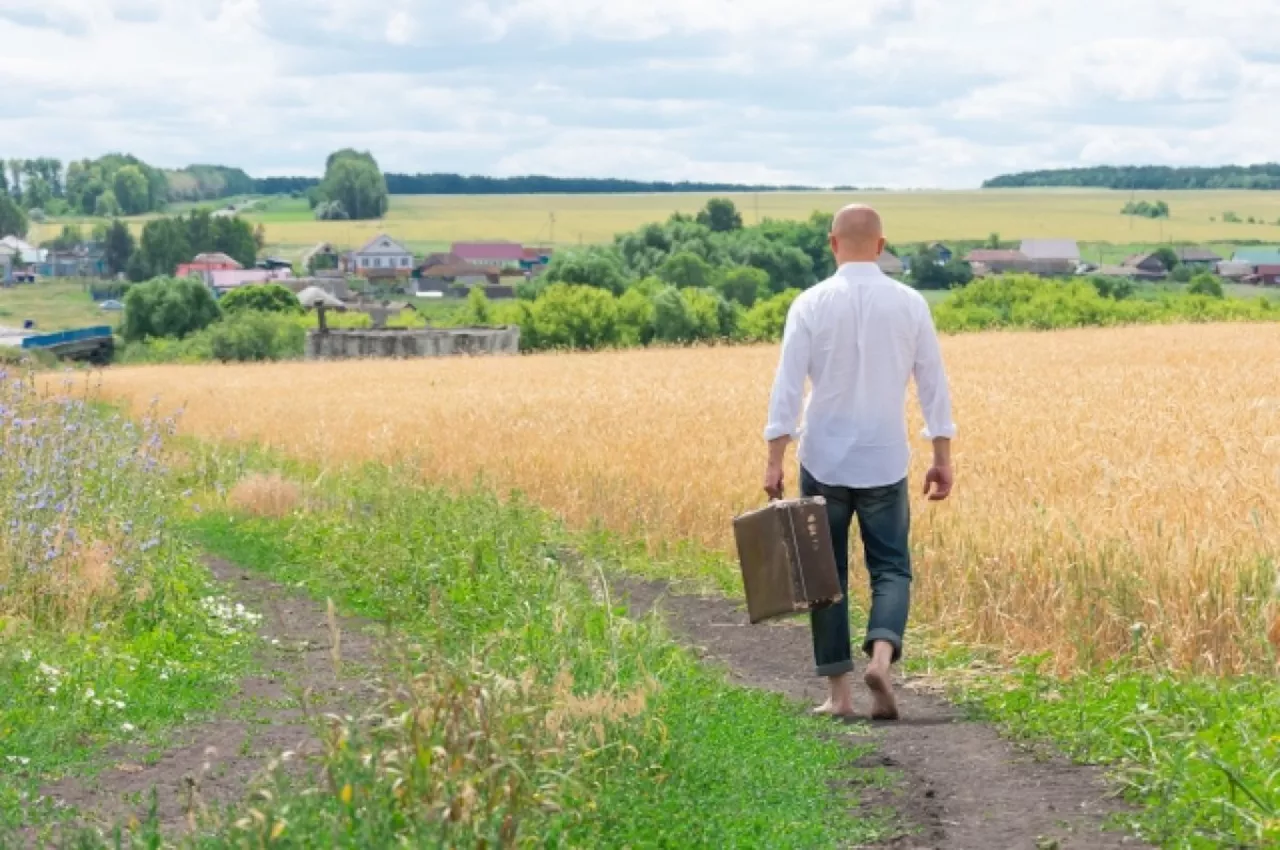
left=829, top=204, right=885, bottom=264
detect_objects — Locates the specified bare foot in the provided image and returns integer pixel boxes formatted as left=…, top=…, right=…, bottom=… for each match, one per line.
left=813, top=673, right=856, bottom=717
left=812, top=697, right=856, bottom=718
left=863, top=664, right=899, bottom=721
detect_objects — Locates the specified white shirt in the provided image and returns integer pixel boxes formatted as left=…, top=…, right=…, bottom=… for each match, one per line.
left=763, top=262, right=956, bottom=489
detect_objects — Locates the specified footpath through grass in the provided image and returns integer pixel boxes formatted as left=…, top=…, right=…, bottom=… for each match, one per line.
left=68, top=460, right=892, bottom=848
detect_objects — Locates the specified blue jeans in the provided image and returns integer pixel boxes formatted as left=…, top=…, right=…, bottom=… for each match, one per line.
left=800, top=467, right=912, bottom=677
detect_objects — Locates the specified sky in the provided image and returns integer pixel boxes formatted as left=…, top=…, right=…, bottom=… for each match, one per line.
left=1, top=0, right=1278, bottom=188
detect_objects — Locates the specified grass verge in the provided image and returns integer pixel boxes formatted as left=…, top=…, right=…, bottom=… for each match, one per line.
left=957, top=661, right=1279, bottom=849
left=61, top=463, right=894, bottom=847
left=0, top=378, right=257, bottom=837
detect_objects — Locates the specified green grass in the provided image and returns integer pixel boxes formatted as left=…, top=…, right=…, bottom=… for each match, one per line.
left=0, top=279, right=121, bottom=332
left=960, top=662, right=1279, bottom=849
left=118, top=460, right=895, bottom=848
left=0, top=393, right=259, bottom=838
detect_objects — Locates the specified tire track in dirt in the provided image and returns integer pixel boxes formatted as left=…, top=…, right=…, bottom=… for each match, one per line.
left=617, top=577, right=1151, bottom=850
left=30, top=558, right=386, bottom=846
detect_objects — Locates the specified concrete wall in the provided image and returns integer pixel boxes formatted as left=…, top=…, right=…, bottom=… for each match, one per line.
left=306, top=327, right=521, bottom=360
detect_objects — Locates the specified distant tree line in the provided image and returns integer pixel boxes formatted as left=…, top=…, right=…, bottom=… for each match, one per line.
left=0, top=154, right=259, bottom=222
left=985, top=164, right=1280, bottom=191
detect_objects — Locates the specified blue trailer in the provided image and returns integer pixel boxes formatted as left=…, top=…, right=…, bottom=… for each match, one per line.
left=7, top=325, right=115, bottom=364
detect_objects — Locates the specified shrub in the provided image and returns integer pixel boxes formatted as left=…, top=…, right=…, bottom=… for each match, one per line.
left=218, top=284, right=303, bottom=315
left=1187, top=273, right=1225, bottom=298
left=740, top=289, right=802, bottom=342
left=204, top=311, right=307, bottom=362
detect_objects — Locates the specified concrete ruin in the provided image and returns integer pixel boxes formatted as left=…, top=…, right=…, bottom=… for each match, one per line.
left=305, top=326, right=521, bottom=360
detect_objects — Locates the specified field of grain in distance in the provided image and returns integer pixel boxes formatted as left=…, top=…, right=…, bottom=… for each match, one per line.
left=33, top=188, right=1280, bottom=252
left=94, top=324, right=1280, bottom=675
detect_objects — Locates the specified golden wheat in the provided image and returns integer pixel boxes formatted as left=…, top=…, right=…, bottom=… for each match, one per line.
left=92, top=324, right=1280, bottom=674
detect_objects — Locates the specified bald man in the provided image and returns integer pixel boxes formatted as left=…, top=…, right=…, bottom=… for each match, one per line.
left=762, top=205, right=956, bottom=720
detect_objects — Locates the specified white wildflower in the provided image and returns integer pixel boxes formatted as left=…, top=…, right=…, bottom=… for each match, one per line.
left=121, top=723, right=136, bottom=733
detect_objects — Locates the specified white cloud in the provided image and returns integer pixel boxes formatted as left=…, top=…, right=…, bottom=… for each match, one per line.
left=0, top=0, right=1277, bottom=186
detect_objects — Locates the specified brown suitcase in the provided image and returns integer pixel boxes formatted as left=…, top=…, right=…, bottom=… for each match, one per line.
left=732, top=497, right=843, bottom=625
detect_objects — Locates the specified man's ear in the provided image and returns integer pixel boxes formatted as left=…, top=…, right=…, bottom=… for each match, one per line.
left=877, top=236, right=887, bottom=255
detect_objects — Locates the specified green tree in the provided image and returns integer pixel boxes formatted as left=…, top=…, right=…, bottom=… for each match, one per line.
left=910, top=249, right=974, bottom=291
left=122, top=276, right=221, bottom=340
left=1187, top=273, right=1224, bottom=298
left=210, top=215, right=258, bottom=267
left=113, top=165, right=151, bottom=215
left=714, top=265, right=770, bottom=307
left=317, top=150, right=388, bottom=220
left=22, top=176, right=52, bottom=211
left=0, top=193, right=27, bottom=238
left=1170, top=265, right=1193, bottom=284
left=134, top=217, right=192, bottom=280
left=986, top=232, right=1001, bottom=249
left=94, top=190, right=122, bottom=217
left=659, top=250, right=714, bottom=288
left=465, top=286, right=493, bottom=324
left=542, top=246, right=630, bottom=295
left=219, top=283, right=302, bottom=315
left=105, top=219, right=135, bottom=276
left=1151, top=246, right=1179, bottom=271
left=696, top=198, right=744, bottom=233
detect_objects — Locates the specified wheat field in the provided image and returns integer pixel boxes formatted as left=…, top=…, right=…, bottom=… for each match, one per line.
left=32, top=188, right=1280, bottom=252
left=91, top=324, right=1280, bottom=674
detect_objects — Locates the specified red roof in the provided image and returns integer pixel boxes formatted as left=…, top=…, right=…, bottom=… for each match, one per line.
left=451, top=242, right=525, bottom=262
left=1255, top=264, right=1280, bottom=275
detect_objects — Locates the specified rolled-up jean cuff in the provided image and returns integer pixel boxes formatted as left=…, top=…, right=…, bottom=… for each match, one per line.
left=815, top=659, right=855, bottom=678
left=862, top=629, right=903, bottom=663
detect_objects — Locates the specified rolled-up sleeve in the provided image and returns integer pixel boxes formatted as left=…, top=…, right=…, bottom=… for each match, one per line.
left=763, top=298, right=810, bottom=442
left=913, top=303, right=956, bottom=440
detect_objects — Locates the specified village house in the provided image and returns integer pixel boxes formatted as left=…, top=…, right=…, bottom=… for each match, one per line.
left=452, top=242, right=526, bottom=269
left=876, top=251, right=904, bottom=276
left=38, top=243, right=108, bottom=279
left=1175, top=247, right=1222, bottom=269
left=177, top=252, right=243, bottom=281
left=346, top=234, right=415, bottom=279
left=0, top=236, right=45, bottom=267
left=927, top=243, right=954, bottom=263
left=965, top=249, right=1031, bottom=274
left=1020, top=239, right=1080, bottom=276
left=1217, top=262, right=1254, bottom=280
left=1231, top=247, right=1280, bottom=269
left=1254, top=265, right=1280, bottom=286
left=209, top=268, right=294, bottom=294
left=1121, top=252, right=1168, bottom=278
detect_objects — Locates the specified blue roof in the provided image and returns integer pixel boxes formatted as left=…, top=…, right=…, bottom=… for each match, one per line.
left=1231, top=247, right=1280, bottom=265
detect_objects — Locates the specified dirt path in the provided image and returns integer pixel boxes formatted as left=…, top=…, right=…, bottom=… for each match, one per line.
left=618, top=578, right=1150, bottom=850
left=33, top=558, right=386, bottom=844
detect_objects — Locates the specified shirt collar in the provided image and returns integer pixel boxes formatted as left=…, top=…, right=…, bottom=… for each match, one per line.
left=837, top=261, right=883, bottom=277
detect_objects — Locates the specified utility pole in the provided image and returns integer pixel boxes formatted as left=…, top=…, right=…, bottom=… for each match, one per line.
left=548, top=212, right=556, bottom=246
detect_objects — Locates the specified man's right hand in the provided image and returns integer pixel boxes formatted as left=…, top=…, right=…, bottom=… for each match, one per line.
left=763, top=462, right=785, bottom=502
left=923, top=464, right=954, bottom=501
